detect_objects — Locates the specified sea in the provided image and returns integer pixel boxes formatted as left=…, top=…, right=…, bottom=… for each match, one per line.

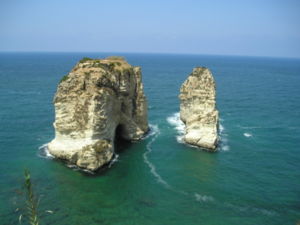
left=0, top=52, right=299, bottom=225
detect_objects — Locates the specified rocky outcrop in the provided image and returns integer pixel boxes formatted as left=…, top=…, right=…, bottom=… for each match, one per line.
left=48, top=56, right=148, bottom=171
left=179, top=67, right=219, bottom=150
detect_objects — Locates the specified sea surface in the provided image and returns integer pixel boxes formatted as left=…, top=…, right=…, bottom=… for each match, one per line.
left=0, top=52, right=299, bottom=225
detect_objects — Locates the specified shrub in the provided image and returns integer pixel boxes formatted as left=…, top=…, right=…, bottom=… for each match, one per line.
left=79, top=57, right=93, bottom=63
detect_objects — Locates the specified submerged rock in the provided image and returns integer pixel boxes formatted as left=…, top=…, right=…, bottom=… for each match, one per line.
left=179, top=67, right=219, bottom=150
left=48, top=56, right=149, bottom=171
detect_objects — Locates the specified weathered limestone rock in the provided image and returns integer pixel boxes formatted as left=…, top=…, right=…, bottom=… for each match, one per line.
left=48, top=56, right=149, bottom=170
left=179, top=67, right=219, bottom=150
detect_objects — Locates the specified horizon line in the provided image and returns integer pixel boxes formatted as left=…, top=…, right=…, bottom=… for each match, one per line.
left=0, top=50, right=299, bottom=60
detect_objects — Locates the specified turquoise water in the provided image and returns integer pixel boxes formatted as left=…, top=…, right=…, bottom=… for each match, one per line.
left=0, top=53, right=299, bottom=225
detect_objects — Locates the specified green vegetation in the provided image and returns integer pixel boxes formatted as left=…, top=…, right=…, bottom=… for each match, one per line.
left=59, top=74, right=69, bottom=83
left=108, top=63, right=115, bottom=71
left=23, top=169, right=39, bottom=225
left=79, top=57, right=93, bottom=63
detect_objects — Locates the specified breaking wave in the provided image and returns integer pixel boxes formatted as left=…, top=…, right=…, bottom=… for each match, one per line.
left=108, top=154, right=119, bottom=168
left=38, top=142, right=118, bottom=174
left=38, top=143, right=54, bottom=159
left=219, top=123, right=230, bottom=151
left=166, top=112, right=185, bottom=143
left=243, top=132, right=252, bottom=137
left=167, top=112, right=230, bottom=151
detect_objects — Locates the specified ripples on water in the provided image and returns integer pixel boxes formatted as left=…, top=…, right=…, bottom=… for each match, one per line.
left=1, top=53, right=299, bottom=225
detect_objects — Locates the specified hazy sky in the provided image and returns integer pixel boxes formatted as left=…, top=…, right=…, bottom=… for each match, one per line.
left=1, top=0, right=300, bottom=58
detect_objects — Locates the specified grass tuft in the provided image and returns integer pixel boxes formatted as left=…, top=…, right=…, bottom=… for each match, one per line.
left=23, top=169, right=39, bottom=225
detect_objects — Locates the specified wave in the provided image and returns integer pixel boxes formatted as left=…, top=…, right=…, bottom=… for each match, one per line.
left=143, top=124, right=215, bottom=203
left=143, top=124, right=172, bottom=189
left=219, top=123, right=225, bottom=133
left=243, top=132, right=252, bottom=137
left=108, top=154, right=119, bottom=168
left=66, top=164, right=95, bottom=174
left=166, top=112, right=185, bottom=143
left=142, top=123, right=160, bottom=140
left=38, top=143, right=54, bottom=159
left=38, top=143, right=92, bottom=173
left=218, top=121, right=231, bottom=151
left=218, top=122, right=230, bottom=151
left=167, top=112, right=230, bottom=151
left=237, top=125, right=262, bottom=129
left=219, top=135, right=230, bottom=152
left=194, top=193, right=214, bottom=202
left=224, top=203, right=276, bottom=216
left=38, top=142, right=117, bottom=174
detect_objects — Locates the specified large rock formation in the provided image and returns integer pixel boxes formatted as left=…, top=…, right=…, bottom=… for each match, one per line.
left=48, top=56, right=149, bottom=171
left=179, top=67, right=219, bottom=150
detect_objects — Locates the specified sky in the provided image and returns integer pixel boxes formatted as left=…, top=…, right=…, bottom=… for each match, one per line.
left=0, top=0, right=300, bottom=58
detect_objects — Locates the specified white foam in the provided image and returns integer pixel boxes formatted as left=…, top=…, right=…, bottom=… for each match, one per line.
left=221, top=145, right=230, bottom=151
left=244, top=132, right=252, bottom=137
left=166, top=112, right=185, bottom=143
left=108, top=154, right=119, bottom=168
left=224, top=203, right=275, bottom=216
left=67, top=164, right=78, bottom=169
left=218, top=121, right=230, bottom=151
left=167, top=113, right=230, bottom=151
left=82, top=169, right=95, bottom=175
left=38, top=143, right=54, bottom=159
left=176, top=135, right=184, bottom=144
left=219, top=124, right=225, bottom=133
left=66, top=164, right=96, bottom=174
left=166, top=112, right=185, bottom=133
left=38, top=143, right=93, bottom=172
left=142, top=123, right=160, bottom=140
left=143, top=124, right=219, bottom=203
left=237, top=125, right=262, bottom=129
left=194, top=193, right=214, bottom=202
left=143, top=124, right=172, bottom=189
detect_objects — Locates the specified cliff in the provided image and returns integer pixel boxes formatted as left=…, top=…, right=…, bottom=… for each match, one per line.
left=179, top=67, right=219, bottom=150
left=48, top=56, right=149, bottom=171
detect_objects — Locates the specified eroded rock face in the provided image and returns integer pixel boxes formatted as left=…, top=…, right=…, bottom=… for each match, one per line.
left=179, top=67, right=219, bottom=150
left=48, top=57, right=148, bottom=170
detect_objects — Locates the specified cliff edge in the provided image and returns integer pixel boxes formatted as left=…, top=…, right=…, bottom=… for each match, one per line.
left=179, top=67, right=219, bottom=150
left=48, top=56, right=149, bottom=171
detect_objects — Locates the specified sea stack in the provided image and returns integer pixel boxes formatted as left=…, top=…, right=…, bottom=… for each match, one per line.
left=179, top=67, right=219, bottom=150
left=48, top=56, right=149, bottom=171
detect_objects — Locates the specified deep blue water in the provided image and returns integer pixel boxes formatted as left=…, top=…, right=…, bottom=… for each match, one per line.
left=0, top=52, right=299, bottom=225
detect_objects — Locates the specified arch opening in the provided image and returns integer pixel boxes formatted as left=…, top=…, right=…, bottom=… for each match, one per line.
left=114, top=124, right=131, bottom=153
